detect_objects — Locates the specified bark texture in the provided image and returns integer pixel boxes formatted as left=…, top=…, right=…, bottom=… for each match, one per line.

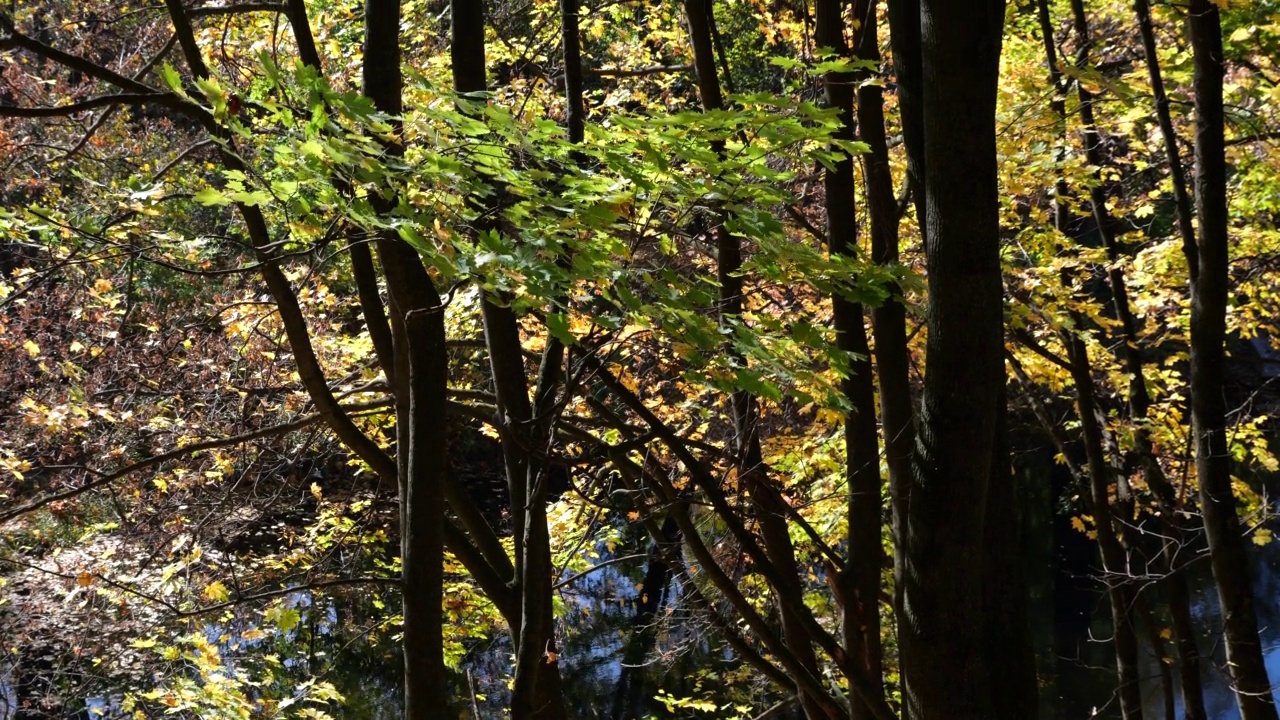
left=361, top=2, right=450, bottom=715
left=898, top=0, right=1038, bottom=716
left=1188, top=2, right=1278, bottom=718
left=813, top=2, right=887, bottom=717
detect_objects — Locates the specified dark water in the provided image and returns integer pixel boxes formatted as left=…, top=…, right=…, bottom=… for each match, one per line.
left=7, top=504, right=1280, bottom=719
left=268, top=522, right=1280, bottom=720
left=1038, top=529, right=1280, bottom=720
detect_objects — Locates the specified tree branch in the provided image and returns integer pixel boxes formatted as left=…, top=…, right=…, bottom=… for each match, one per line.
left=0, top=401, right=391, bottom=525
left=1226, top=131, right=1280, bottom=147
left=189, top=2, right=289, bottom=17
left=587, top=64, right=694, bottom=77
left=0, top=93, right=171, bottom=118
left=158, top=0, right=398, bottom=483
left=2, top=13, right=157, bottom=97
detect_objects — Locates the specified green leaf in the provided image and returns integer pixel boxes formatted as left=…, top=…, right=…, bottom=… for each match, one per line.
left=228, top=190, right=273, bottom=207
left=193, top=188, right=231, bottom=206
left=545, top=312, right=575, bottom=346
left=157, top=64, right=185, bottom=94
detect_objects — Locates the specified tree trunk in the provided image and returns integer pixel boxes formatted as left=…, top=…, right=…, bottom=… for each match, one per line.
left=884, top=0, right=926, bottom=234
left=852, top=1, right=914, bottom=604
left=1065, top=328, right=1145, bottom=720
left=1134, top=0, right=1197, bottom=282
left=898, top=0, right=1038, bottom=716
left=360, top=2, right=450, bottom=716
left=1187, top=3, right=1279, bottom=719
left=1032, top=2, right=1144, bottom=715
left=451, top=3, right=568, bottom=717
left=1126, top=4, right=1209, bottom=715
left=813, top=2, right=887, bottom=718
left=684, top=2, right=840, bottom=716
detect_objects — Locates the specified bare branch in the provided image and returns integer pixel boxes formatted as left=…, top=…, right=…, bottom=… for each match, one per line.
left=552, top=553, right=648, bottom=589
left=0, top=400, right=391, bottom=525
left=2, top=14, right=153, bottom=96
left=1226, top=131, right=1280, bottom=147
left=0, top=93, right=168, bottom=118
left=189, top=3, right=289, bottom=17
left=588, top=64, right=694, bottom=77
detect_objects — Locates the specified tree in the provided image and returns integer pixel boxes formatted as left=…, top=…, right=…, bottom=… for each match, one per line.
left=3, top=0, right=1280, bottom=718
left=894, top=0, right=1039, bottom=717
left=1187, top=1, right=1279, bottom=717
left=813, top=2, right=892, bottom=718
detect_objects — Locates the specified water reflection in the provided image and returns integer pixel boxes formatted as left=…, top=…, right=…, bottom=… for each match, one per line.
left=1039, top=525, right=1280, bottom=720
left=6, top=512, right=1280, bottom=719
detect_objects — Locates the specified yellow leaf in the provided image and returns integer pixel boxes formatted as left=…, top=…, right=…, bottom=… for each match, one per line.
left=1070, top=516, right=1087, bottom=533
left=93, top=278, right=113, bottom=293
left=1252, top=528, right=1273, bottom=546
left=76, top=572, right=93, bottom=587
left=22, top=340, right=39, bottom=358
left=204, top=580, right=229, bottom=602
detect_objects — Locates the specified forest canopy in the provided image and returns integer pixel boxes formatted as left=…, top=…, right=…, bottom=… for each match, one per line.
left=2, top=0, right=1279, bottom=718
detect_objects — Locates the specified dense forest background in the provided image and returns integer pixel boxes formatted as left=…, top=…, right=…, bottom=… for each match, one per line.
left=2, top=0, right=1279, bottom=718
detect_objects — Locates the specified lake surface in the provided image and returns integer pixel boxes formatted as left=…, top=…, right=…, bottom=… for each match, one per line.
left=7, top=493, right=1280, bottom=719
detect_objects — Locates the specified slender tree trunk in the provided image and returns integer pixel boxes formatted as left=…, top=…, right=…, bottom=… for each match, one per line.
left=685, top=2, right=840, bottom=716
left=1033, top=3, right=1144, bottom=716
left=360, top=2, right=449, bottom=716
left=1134, top=0, right=1198, bottom=282
left=561, top=0, right=584, bottom=145
left=1064, top=2, right=1145, bottom=512
left=1065, top=328, right=1145, bottom=720
left=898, top=0, right=1038, bottom=717
left=884, top=0, right=926, bottom=236
left=880, top=10, right=923, bottom=714
left=400, top=304, right=449, bottom=718
left=1033, top=1, right=1208, bottom=714
left=1187, top=3, right=1279, bottom=718
left=852, top=0, right=913, bottom=593
left=812, top=3, right=887, bottom=718
left=1129, top=2, right=1210, bottom=711
left=451, top=3, right=567, bottom=717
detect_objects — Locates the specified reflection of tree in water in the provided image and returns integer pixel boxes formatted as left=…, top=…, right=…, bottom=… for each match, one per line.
left=609, top=516, right=681, bottom=720
left=451, top=509, right=782, bottom=720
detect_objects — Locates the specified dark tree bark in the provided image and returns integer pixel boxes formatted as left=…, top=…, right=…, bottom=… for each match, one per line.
left=897, top=0, right=1038, bottom=717
left=1125, top=4, right=1211, bottom=716
left=850, top=3, right=915, bottom=683
left=851, top=0, right=912, bottom=512
left=561, top=0, right=584, bottom=145
left=687, top=2, right=835, bottom=717
left=1134, top=0, right=1198, bottom=282
left=1064, top=327, right=1145, bottom=720
left=813, top=2, right=887, bottom=718
left=884, top=0, right=926, bottom=235
left=162, top=1, right=455, bottom=716
left=359, top=2, right=450, bottom=716
left=451, top=3, right=567, bottom=717
left=685, top=2, right=842, bottom=716
left=1187, top=2, right=1279, bottom=718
